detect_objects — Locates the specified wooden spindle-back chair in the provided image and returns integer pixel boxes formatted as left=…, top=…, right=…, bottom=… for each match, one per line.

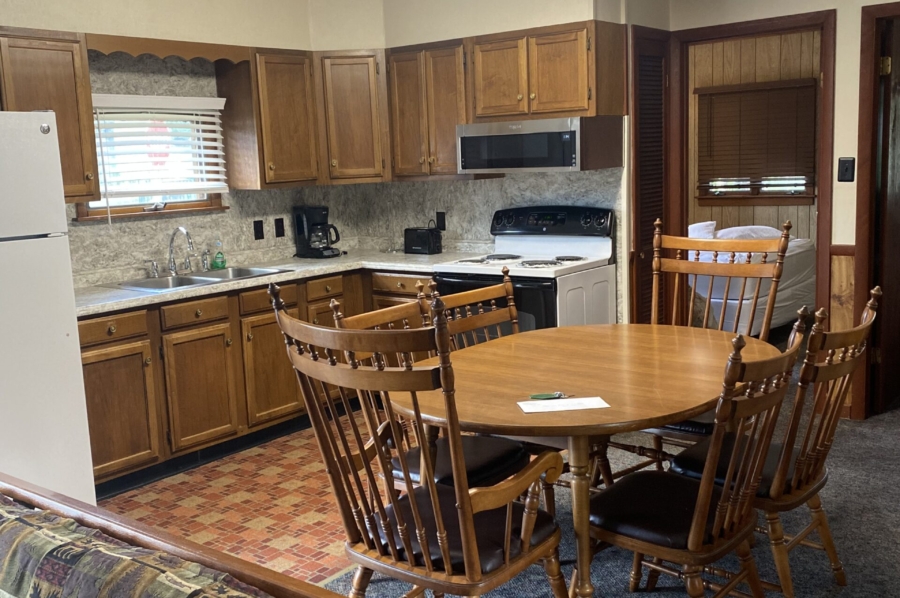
left=269, top=283, right=567, bottom=598
left=333, top=294, right=530, bottom=493
left=755, top=286, right=881, bottom=597
left=591, top=329, right=805, bottom=598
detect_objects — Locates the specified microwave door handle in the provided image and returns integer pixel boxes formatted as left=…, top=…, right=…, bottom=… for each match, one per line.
left=328, top=224, right=340, bottom=244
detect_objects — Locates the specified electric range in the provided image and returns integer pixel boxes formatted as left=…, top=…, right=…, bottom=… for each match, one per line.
left=432, top=205, right=617, bottom=330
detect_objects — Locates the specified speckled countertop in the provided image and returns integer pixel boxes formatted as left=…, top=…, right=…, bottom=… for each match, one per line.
left=74, top=250, right=482, bottom=318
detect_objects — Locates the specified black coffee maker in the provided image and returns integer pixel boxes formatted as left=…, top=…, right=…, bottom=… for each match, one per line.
left=293, top=206, right=341, bottom=258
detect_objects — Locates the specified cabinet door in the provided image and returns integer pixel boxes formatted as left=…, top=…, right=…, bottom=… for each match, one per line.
left=307, top=299, right=339, bottom=327
left=256, top=53, right=318, bottom=183
left=424, top=46, right=466, bottom=174
left=528, top=29, right=590, bottom=114
left=322, top=56, right=383, bottom=178
left=163, top=323, right=239, bottom=452
left=242, top=310, right=304, bottom=427
left=472, top=37, right=528, bottom=117
left=82, top=340, right=160, bottom=479
left=389, top=51, right=428, bottom=176
left=0, top=36, right=97, bottom=199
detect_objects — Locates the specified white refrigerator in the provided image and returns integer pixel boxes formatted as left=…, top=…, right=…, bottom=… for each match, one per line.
left=0, top=112, right=96, bottom=505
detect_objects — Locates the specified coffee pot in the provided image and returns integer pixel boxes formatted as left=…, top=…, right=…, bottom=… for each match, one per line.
left=293, top=206, right=341, bottom=259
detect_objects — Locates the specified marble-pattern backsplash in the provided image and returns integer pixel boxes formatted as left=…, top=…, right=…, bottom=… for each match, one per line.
left=70, top=53, right=626, bottom=320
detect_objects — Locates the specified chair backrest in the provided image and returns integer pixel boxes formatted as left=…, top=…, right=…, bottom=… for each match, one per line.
left=651, top=219, right=792, bottom=341
left=769, top=286, right=882, bottom=499
left=431, top=267, right=520, bottom=350
left=270, top=283, right=540, bottom=583
left=688, top=315, right=806, bottom=552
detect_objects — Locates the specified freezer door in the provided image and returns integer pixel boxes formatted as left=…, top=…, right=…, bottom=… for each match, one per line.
left=0, top=112, right=68, bottom=238
left=0, top=235, right=96, bottom=504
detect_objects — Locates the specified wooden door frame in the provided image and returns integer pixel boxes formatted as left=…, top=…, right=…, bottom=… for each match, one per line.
left=855, top=2, right=900, bottom=418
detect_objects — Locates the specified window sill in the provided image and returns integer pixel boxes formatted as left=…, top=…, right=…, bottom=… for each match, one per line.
left=73, top=205, right=229, bottom=222
left=696, top=196, right=815, bottom=207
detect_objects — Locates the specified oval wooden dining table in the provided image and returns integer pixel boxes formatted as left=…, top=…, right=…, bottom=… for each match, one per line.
left=391, top=323, right=780, bottom=598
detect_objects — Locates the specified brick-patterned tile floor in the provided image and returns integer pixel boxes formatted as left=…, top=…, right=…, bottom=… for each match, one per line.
left=100, top=427, right=353, bottom=585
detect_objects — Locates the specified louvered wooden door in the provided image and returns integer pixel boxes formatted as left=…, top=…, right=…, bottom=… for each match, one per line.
left=631, top=35, right=668, bottom=323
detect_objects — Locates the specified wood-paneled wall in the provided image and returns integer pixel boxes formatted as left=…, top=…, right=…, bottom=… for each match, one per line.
left=687, top=31, right=820, bottom=242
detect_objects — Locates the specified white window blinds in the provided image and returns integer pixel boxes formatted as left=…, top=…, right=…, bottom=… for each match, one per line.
left=91, top=94, right=228, bottom=208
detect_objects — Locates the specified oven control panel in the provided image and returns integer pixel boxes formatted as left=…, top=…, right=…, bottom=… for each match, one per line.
left=491, top=205, right=614, bottom=237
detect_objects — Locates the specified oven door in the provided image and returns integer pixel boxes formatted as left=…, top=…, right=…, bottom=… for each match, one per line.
left=433, top=274, right=557, bottom=332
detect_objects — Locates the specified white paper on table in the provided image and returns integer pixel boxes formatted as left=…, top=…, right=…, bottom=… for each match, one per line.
left=517, top=397, right=610, bottom=413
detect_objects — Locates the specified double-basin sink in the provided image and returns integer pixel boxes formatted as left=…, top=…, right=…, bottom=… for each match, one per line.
left=110, top=267, right=291, bottom=294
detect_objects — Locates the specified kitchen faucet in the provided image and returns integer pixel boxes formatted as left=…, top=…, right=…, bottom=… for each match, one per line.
left=168, top=226, right=195, bottom=276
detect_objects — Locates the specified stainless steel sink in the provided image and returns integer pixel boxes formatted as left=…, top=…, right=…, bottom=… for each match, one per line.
left=112, top=276, right=216, bottom=293
left=191, top=267, right=289, bottom=280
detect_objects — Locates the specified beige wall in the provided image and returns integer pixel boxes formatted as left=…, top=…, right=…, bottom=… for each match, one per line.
left=308, top=0, right=385, bottom=50
left=668, top=0, right=900, bottom=246
left=0, top=0, right=312, bottom=49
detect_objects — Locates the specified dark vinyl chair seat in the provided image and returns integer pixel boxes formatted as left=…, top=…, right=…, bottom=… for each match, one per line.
left=589, top=470, right=721, bottom=550
left=661, top=410, right=716, bottom=436
left=670, top=434, right=800, bottom=499
left=391, top=435, right=530, bottom=488
left=378, top=483, right=557, bottom=574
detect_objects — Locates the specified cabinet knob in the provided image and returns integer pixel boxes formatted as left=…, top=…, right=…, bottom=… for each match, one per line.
left=517, top=94, right=523, bottom=101
left=268, top=162, right=276, bottom=170
left=247, top=333, right=254, bottom=342
left=226, top=338, right=233, bottom=347
left=107, top=324, right=117, bottom=335
left=396, top=282, right=404, bottom=289
left=640, top=251, right=646, bottom=259
left=419, top=156, right=425, bottom=164
left=313, top=317, right=319, bottom=325
left=144, top=357, right=152, bottom=365
left=530, top=92, right=536, bottom=100
left=331, top=159, right=338, bottom=167
left=325, top=284, right=332, bottom=292
left=195, top=309, right=203, bottom=317
left=85, top=172, right=94, bottom=181
left=428, top=157, right=435, bottom=164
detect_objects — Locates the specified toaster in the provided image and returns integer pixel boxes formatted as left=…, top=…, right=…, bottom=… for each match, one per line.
left=404, top=227, right=442, bottom=255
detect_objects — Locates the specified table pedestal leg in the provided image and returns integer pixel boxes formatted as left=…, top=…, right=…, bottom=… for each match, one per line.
left=568, top=435, right=595, bottom=597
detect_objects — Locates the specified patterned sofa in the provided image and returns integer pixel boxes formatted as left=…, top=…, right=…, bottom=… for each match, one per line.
left=0, top=473, right=337, bottom=598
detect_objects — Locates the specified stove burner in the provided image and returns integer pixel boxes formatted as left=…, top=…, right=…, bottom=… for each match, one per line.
left=485, top=254, right=521, bottom=261
left=555, top=255, right=585, bottom=262
left=519, top=260, right=562, bottom=268
left=457, top=258, right=487, bottom=264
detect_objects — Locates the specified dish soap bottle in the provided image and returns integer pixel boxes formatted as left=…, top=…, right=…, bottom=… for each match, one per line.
left=211, top=239, right=227, bottom=270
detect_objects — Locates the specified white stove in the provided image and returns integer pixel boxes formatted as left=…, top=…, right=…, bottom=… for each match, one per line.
left=433, top=206, right=617, bottom=329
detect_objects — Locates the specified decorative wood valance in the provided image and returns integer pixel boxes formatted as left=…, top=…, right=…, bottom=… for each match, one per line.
left=86, top=33, right=249, bottom=63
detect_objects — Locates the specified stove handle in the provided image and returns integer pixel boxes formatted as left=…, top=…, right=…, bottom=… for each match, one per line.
left=511, top=281, right=555, bottom=290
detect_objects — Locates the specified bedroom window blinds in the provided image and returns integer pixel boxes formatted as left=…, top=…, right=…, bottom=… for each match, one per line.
left=696, top=78, right=816, bottom=200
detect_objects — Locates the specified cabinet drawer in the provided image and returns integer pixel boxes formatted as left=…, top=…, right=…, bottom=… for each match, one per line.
left=78, top=311, right=148, bottom=347
left=307, top=275, right=343, bottom=301
left=161, top=297, right=229, bottom=330
left=240, top=284, right=297, bottom=315
left=372, top=273, right=426, bottom=296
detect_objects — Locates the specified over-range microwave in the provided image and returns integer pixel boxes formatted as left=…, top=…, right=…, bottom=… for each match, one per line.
left=456, top=116, right=624, bottom=174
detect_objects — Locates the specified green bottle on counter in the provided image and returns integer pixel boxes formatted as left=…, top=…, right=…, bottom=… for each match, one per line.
left=211, top=239, right=227, bottom=270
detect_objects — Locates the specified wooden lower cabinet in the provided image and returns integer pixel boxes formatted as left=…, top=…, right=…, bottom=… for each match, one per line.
left=163, top=322, right=240, bottom=452
left=307, top=299, right=339, bottom=326
left=81, top=340, right=160, bottom=480
left=373, top=294, right=417, bottom=311
left=241, top=310, right=304, bottom=427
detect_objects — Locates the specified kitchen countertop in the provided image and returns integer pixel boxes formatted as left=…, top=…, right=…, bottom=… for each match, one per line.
left=74, top=250, right=482, bottom=318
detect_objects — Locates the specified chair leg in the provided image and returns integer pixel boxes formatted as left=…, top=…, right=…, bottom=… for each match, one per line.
left=542, top=478, right=557, bottom=518
left=765, top=511, right=795, bottom=598
left=645, top=557, right=662, bottom=591
left=682, top=564, right=704, bottom=598
left=543, top=549, right=569, bottom=598
left=736, top=538, right=765, bottom=598
left=629, top=552, right=644, bottom=592
left=651, top=434, right=665, bottom=470
left=594, top=437, right=615, bottom=487
left=808, top=493, right=847, bottom=586
left=349, top=566, right=373, bottom=598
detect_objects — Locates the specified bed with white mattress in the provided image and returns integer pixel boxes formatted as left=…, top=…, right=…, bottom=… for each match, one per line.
left=687, top=223, right=816, bottom=336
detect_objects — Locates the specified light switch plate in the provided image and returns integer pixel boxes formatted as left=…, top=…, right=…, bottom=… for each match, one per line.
left=838, top=157, right=855, bottom=182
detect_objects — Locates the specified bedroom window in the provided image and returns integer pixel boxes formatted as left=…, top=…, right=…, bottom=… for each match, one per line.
left=696, top=78, right=816, bottom=205
left=76, top=94, right=228, bottom=220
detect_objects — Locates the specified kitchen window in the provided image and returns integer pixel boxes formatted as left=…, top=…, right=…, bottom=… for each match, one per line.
left=76, top=94, right=228, bottom=220
left=696, top=78, right=817, bottom=205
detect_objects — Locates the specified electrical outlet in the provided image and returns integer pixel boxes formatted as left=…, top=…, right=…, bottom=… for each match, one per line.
left=838, top=157, right=855, bottom=182
left=274, top=218, right=285, bottom=238
left=436, top=211, right=446, bottom=231
left=253, top=220, right=264, bottom=240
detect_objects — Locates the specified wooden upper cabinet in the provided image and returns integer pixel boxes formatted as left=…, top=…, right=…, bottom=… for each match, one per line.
left=424, top=46, right=466, bottom=174
left=528, top=29, right=590, bottom=114
left=256, top=53, right=318, bottom=183
left=389, top=51, right=428, bottom=176
left=472, top=37, right=528, bottom=117
left=321, top=54, right=384, bottom=179
left=0, top=34, right=98, bottom=200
